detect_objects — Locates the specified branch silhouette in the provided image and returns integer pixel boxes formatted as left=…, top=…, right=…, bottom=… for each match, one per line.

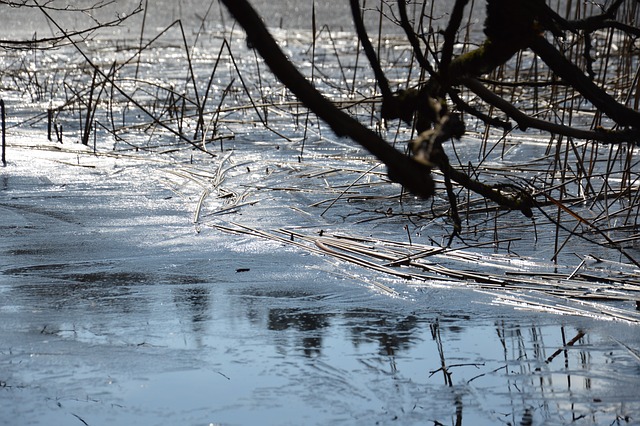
left=220, top=0, right=639, bottom=227
left=220, top=0, right=435, bottom=199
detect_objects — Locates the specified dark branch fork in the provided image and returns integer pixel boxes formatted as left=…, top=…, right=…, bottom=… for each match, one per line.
left=220, top=0, right=435, bottom=199
left=220, top=0, right=639, bottom=238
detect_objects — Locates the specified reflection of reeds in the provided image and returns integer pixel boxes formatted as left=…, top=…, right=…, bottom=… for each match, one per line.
left=487, top=323, right=591, bottom=424
left=425, top=321, right=593, bottom=425
left=1, top=99, right=5, bottom=166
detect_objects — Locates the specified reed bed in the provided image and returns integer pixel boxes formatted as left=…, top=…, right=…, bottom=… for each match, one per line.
left=2, top=1, right=640, bottom=321
left=203, top=220, right=640, bottom=323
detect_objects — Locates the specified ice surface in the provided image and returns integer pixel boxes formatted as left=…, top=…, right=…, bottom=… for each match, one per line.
left=1, top=145, right=639, bottom=426
left=1, top=1, right=639, bottom=424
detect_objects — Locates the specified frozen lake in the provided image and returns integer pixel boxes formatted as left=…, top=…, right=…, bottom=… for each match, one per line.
left=1, top=1, right=640, bottom=425
left=2, top=144, right=639, bottom=425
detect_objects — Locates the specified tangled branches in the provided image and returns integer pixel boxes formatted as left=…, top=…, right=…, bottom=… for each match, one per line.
left=200, top=1, right=640, bottom=250
left=0, top=0, right=142, bottom=50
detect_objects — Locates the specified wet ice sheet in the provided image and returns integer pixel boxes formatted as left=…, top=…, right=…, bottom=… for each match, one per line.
left=1, top=147, right=640, bottom=426
left=1, top=0, right=639, bottom=424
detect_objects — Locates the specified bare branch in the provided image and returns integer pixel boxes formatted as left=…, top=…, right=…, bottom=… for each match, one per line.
left=349, top=0, right=392, bottom=100
left=220, top=0, right=435, bottom=198
left=396, top=0, right=436, bottom=76
left=0, top=1, right=142, bottom=49
left=440, top=0, right=470, bottom=75
left=462, top=77, right=640, bottom=143
left=529, top=35, right=640, bottom=130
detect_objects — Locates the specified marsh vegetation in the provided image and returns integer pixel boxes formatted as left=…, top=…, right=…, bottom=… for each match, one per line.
left=1, top=0, right=640, bottom=424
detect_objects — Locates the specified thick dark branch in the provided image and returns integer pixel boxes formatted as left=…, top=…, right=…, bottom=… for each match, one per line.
left=602, top=19, right=640, bottom=37
left=349, top=0, right=393, bottom=100
left=440, top=0, right=470, bottom=75
left=447, top=90, right=512, bottom=130
left=408, top=103, right=531, bottom=217
left=567, top=17, right=640, bottom=38
left=446, top=165, right=533, bottom=217
left=568, top=0, right=628, bottom=32
left=529, top=35, right=640, bottom=130
left=396, top=0, right=436, bottom=76
left=221, top=0, right=434, bottom=198
left=350, top=0, right=415, bottom=124
left=462, top=77, right=640, bottom=143
left=396, top=0, right=509, bottom=131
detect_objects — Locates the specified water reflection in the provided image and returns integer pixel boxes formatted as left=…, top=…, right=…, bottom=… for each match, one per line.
left=3, top=267, right=640, bottom=425
left=344, top=310, right=419, bottom=356
left=268, top=309, right=330, bottom=357
left=174, top=286, right=211, bottom=328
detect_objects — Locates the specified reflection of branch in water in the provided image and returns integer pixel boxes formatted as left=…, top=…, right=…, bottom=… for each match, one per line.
left=472, top=324, right=594, bottom=424
left=174, top=287, right=211, bottom=322
left=430, top=320, right=452, bottom=386
left=268, top=309, right=330, bottom=357
left=455, top=394, right=463, bottom=426
left=345, top=311, right=419, bottom=356
left=520, top=408, right=533, bottom=426
left=428, top=319, right=488, bottom=385
left=544, top=328, right=586, bottom=365
left=429, top=363, right=485, bottom=379
left=173, top=286, right=211, bottom=345
left=579, top=345, right=592, bottom=392
left=428, top=319, right=465, bottom=426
